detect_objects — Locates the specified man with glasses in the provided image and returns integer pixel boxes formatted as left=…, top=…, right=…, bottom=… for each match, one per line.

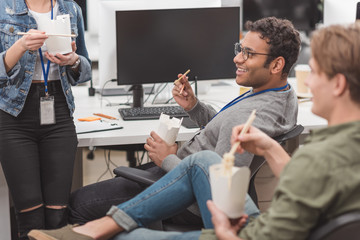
left=66, top=17, right=301, bottom=228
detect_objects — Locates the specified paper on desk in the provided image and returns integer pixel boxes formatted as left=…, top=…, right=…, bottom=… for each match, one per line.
left=156, top=113, right=182, bottom=145
left=75, top=120, right=122, bottom=134
left=37, top=14, right=72, bottom=55
left=209, top=164, right=250, bottom=218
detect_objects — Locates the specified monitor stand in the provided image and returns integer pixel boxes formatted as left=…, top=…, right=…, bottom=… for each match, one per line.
left=129, top=84, right=144, bottom=108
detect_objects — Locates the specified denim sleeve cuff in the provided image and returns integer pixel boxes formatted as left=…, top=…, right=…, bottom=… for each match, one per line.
left=65, top=55, right=91, bottom=85
left=161, top=154, right=181, bottom=172
left=0, top=51, right=20, bottom=80
left=106, top=206, right=138, bottom=232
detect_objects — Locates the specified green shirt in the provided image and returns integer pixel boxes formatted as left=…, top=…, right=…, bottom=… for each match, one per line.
left=200, top=121, right=360, bottom=240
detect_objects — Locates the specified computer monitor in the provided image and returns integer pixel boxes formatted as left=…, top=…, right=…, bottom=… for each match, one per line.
left=97, top=0, right=221, bottom=92
left=115, top=7, right=240, bottom=103
left=242, top=0, right=319, bottom=33
left=356, top=2, right=360, bottom=20
left=324, top=0, right=359, bottom=26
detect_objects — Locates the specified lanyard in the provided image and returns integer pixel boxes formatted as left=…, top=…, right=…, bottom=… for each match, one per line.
left=38, top=0, right=54, bottom=96
left=212, top=82, right=289, bottom=119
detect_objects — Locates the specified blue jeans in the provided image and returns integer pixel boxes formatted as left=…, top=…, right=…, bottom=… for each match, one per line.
left=108, top=151, right=260, bottom=239
left=112, top=228, right=200, bottom=240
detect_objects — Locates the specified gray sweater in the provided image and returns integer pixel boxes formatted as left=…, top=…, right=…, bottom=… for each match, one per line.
left=162, top=86, right=298, bottom=172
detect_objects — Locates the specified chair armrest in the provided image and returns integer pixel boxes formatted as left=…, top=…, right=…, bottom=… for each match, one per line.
left=308, top=211, right=360, bottom=240
left=273, top=124, right=304, bottom=144
left=113, top=166, right=161, bottom=186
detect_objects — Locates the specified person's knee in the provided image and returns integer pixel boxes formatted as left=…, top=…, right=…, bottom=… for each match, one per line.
left=19, top=203, right=44, bottom=213
left=184, top=150, right=222, bottom=170
left=68, top=177, right=145, bottom=224
left=67, top=187, right=94, bottom=224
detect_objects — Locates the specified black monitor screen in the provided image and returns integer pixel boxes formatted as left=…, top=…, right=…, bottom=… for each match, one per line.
left=243, top=0, right=319, bottom=32
left=115, top=7, right=240, bottom=86
left=357, top=2, right=360, bottom=20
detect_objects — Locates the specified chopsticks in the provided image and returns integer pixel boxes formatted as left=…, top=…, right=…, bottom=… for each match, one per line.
left=17, top=32, right=77, bottom=38
left=222, top=109, right=257, bottom=174
left=174, top=69, right=190, bottom=95
left=229, top=109, right=257, bottom=155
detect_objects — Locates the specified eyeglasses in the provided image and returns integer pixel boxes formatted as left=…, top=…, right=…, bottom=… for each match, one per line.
left=234, top=42, right=274, bottom=61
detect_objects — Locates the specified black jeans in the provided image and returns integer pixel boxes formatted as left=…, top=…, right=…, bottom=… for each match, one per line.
left=0, top=81, right=78, bottom=238
left=69, top=163, right=203, bottom=227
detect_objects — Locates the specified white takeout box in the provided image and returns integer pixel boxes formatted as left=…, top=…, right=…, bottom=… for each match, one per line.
left=156, top=113, right=183, bottom=145
left=209, top=164, right=250, bottom=218
left=37, top=14, right=72, bottom=55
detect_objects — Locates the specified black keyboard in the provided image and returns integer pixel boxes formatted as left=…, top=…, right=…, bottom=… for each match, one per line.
left=119, top=106, right=188, bottom=120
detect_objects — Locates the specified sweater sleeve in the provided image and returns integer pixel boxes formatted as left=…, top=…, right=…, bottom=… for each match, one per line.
left=187, top=100, right=217, bottom=128
left=161, top=154, right=182, bottom=172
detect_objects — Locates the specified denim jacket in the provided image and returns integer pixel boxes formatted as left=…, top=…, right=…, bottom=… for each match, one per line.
left=0, top=0, right=91, bottom=117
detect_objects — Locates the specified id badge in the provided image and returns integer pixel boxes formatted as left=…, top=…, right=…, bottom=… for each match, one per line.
left=40, top=95, right=56, bottom=125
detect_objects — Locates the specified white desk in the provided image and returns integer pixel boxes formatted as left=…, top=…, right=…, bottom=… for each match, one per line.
left=71, top=79, right=326, bottom=184
left=0, top=79, right=326, bottom=238
left=75, top=78, right=326, bottom=147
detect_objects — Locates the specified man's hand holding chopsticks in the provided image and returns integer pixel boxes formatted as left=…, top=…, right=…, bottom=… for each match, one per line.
left=172, top=72, right=197, bottom=111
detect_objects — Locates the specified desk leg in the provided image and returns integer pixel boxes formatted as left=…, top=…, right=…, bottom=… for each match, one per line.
left=71, top=148, right=83, bottom=192
left=0, top=164, right=11, bottom=240
left=127, top=150, right=137, bottom=168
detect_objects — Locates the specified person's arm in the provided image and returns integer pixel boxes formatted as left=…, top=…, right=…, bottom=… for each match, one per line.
left=239, top=150, right=331, bottom=240
left=4, top=30, right=48, bottom=73
left=59, top=2, right=91, bottom=85
left=207, top=200, right=247, bottom=240
left=172, top=73, right=197, bottom=110
left=232, top=125, right=290, bottom=178
left=44, top=41, right=79, bottom=68
left=173, top=72, right=217, bottom=126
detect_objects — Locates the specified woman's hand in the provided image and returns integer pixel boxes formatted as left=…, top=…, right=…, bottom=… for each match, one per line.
left=5, top=29, right=47, bottom=72
left=44, top=41, right=79, bottom=66
left=19, top=29, right=48, bottom=52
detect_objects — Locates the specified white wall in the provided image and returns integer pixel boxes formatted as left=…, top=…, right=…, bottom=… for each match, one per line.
left=324, top=0, right=359, bottom=26
left=87, top=0, right=227, bottom=37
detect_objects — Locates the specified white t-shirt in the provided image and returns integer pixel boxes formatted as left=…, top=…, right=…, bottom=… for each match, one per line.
left=29, top=1, right=61, bottom=81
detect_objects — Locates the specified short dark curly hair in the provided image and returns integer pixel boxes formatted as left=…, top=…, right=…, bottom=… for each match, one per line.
left=245, top=17, right=301, bottom=78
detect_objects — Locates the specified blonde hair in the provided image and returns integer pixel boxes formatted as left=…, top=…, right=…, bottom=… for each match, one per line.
left=311, top=22, right=360, bottom=103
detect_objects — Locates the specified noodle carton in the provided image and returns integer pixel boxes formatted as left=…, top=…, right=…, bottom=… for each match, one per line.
left=156, top=113, right=182, bottom=145
left=209, top=164, right=250, bottom=218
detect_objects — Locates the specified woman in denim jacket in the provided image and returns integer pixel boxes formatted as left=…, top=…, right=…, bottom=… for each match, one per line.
left=0, top=0, right=91, bottom=239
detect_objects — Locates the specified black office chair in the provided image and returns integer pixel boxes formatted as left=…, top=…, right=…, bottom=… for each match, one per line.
left=113, top=124, right=304, bottom=231
left=248, top=124, right=304, bottom=206
left=308, top=211, right=360, bottom=240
